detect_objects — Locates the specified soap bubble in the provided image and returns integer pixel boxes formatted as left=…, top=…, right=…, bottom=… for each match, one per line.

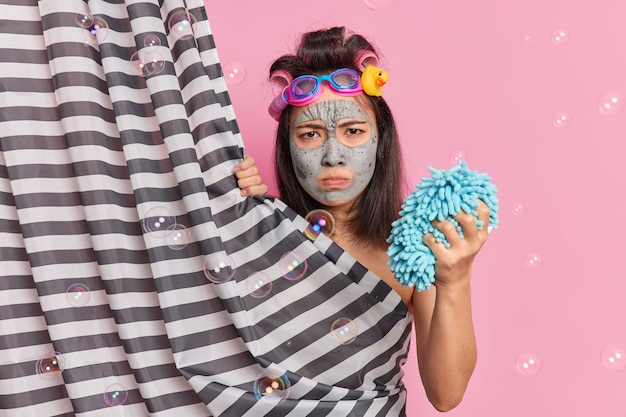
left=598, top=91, right=624, bottom=116
left=76, top=13, right=109, bottom=44
left=511, top=202, right=526, bottom=215
left=304, top=209, right=336, bottom=240
left=143, top=34, right=161, bottom=49
left=278, top=252, right=308, bottom=281
left=165, top=224, right=190, bottom=250
left=363, top=0, right=393, bottom=11
left=524, top=253, right=542, bottom=268
left=253, top=372, right=291, bottom=405
left=551, top=28, right=569, bottom=45
left=223, top=62, right=247, bottom=85
left=449, top=149, right=467, bottom=165
left=65, top=283, right=91, bottom=307
left=331, top=318, right=358, bottom=344
left=168, top=10, right=195, bottom=40
left=203, top=253, right=236, bottom=283
left=141, top=207, right=176, bottom=238
left=246, top=272, right=272, bottom=298
left=35, top=352, right=65, bottom=379
left=130, top=50, right=166, bottom=76
left=104, top=383, right=128, bottom=406
left=76, top=13, right=92, bottom=28
left=601, top=345, right=625, bottom=371
left=552, top=111, right=571, bottom=128
left=516, top=352, right=542, bottom=376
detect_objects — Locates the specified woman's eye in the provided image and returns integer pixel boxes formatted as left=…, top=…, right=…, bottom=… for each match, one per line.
left=301, top=131, right=320, bottom=139
left=346, top=128, right=361, bottom=135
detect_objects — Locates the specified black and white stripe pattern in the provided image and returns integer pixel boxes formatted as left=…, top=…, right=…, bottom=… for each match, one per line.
left=0, top=1, right=412, bottom=416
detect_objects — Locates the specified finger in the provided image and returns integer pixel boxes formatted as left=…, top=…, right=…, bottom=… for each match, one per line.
left=233, top=156, right=255, bottom=173
left=235, top=166, right=259, bottom=180
left=454, top=209, right=478, bottom=238
left=241, top=184, right=268, bottom=197
left=432, top=219, right=463, bottom=246
left=476, top=200, right=490, bottom=232
left=237, top=175, right=262, bottom=189
left=422, top=232, right=446, bottom=254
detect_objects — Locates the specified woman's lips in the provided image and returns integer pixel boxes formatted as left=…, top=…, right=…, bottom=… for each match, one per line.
left=319, top=176, right=350, bottom=189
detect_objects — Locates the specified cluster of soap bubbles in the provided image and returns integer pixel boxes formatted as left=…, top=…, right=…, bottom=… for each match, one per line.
left=130, top=34, right=166, bottom=77
left=515, top=345, right=626, bottom=376
left=76, top=13, right=109, bottom=45
left=141, top=207, right=190, bottom=250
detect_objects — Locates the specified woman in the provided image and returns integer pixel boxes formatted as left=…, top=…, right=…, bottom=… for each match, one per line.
left=235, top=26, right=490, bottom=412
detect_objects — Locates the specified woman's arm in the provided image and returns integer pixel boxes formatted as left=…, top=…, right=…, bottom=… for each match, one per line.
left=412, top=200, right=490, bottom=411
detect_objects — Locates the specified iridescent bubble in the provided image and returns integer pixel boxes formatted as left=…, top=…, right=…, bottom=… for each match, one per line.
left=35, top=352, right=64, bottom=379
left=104, top=383, right=128, bottom=406
left=278, top=252, right=308, bottom=281
left=598, top=91, right=624, bottom=116
left=524, top=253, right=542, bottom=268
left=223, top=62, right=247, bottom=85
left=601, top=345, right=625, bottom=371
left=76, top=13, right=93, bottom=28
left=304, top=209, right=336, bottom=240
left=253, top=372, right=291, bottom=405
left=130, top=50, right=166, bottom=76
left=511, top=202, right=526, bottom=215
left=77, top=14, right=110, bottom=44
left=331, top=318, right=358, bottom=344
left=551, top=28, right=569, bottom=45
left=143, top=34, right=161, bottom=49
left=449, top=148, right=467, bottom=165
left=165, top=224, right=190, bottom=250
left=552, top=111, right=571, bottom=128
left=65, top=283, right=91, bottom=307
left=516, top=352, right=542, bottom=376
left=141, top=206, right=176, bottom=238
left=246, top=272, right=272, bottom=298
left=203, top=253, right=236, bottom=283
left=363, top=0, right=393, bottom=11
left=168, top=10, right=196, bottom=40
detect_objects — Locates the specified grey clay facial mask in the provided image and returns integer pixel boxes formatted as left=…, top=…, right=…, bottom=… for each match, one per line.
left=289, top=100, right=377, bottom=205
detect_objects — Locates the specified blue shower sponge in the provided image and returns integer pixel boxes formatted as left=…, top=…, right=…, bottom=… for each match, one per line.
left=387, top=161, right=499, bottom=290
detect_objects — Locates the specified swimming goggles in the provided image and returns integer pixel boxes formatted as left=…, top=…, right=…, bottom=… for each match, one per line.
left=268, top=68, right=363, bottom=121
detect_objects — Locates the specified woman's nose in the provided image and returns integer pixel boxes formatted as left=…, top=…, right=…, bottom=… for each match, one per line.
left=321, top=137, right=345, bottom=166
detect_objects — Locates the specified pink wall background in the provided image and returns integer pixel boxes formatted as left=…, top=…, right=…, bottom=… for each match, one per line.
left=205, top=1, right=626, bottom=415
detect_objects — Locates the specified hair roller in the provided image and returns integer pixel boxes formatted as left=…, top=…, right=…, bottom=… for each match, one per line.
left=269, top=69, right=293, bottom=97
left=354, top=50, right=379, bottom=72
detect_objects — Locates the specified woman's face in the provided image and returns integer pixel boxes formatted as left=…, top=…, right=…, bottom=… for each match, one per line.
left=288, top=89, right=378, bottom=208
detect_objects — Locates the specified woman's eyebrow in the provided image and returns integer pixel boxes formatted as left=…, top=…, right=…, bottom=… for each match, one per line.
left=294, top=121, right=326, bottom=129
left=337, top=120, right=368, bottom=128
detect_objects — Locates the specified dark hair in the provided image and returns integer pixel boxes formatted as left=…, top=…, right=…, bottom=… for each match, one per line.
left=270, top=27, right=408, bottom=248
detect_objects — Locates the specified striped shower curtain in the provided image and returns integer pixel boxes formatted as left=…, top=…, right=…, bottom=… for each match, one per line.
left=0, top=1, right=412, bottom=416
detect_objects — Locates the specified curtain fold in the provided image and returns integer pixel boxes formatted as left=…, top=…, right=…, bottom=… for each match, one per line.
left=1, top=1, right=412, bottom=416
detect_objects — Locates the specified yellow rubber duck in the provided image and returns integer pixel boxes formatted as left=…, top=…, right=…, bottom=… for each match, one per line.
left=361, top=65, right=389, bottom=97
